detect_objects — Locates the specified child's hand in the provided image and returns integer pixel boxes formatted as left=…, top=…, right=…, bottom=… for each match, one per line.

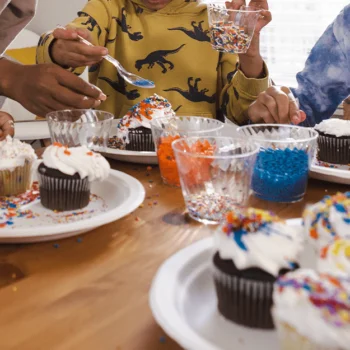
left=51, top=27, right=108, bottom=68
left=248, top=86, right=307, bottom=125
left=0, top=112, right=14, bottom=141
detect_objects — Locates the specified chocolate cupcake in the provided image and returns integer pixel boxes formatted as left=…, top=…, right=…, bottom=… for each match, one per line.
left=314, top=119, right=350, bottom=165
left=111, top=94, right=175, bottom=151
left=38, top=143, right=110, bottom=211
left=213, top=208, right=303, bottom=329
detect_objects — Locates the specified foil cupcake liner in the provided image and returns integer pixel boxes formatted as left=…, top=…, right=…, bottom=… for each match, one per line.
left=213, top=265, right=274, bottom=329
left=38, top=174, right=90, bottom=211
left=0, top=161, right=33, bottom=197
left=317, top=133, right=350, bottom=165
left=126, top=127, right=155, bottom=152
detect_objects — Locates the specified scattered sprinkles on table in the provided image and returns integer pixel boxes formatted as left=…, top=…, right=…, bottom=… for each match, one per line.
left=276, top=272, right=350, bottom=327
left=315, top=159, right=350, bottom=171
left=210, top=22, right=252, bottom=53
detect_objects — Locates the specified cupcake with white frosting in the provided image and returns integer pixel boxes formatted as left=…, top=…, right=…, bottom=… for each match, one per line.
left=0, top=136, right=37, bottom=196
left=273, top=269, right=350, bottom=350
left=318, top=239, right=350, bottom=276
left=314, top=119, right=350, bottom=165
left=38, top=143, right=110, bottom=211
left=213, top=208, right=303, bottom=329
left=303, top=192, right=350, bottom=251
left=109, top=94, right=175, bottom=151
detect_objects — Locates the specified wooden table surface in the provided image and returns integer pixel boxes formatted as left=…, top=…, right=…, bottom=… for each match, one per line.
left=0, top=159, right=348, bottom=350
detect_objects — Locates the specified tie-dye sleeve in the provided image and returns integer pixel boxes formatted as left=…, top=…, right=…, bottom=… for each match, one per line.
left=293, top=5, right=350, bottom=127
left=36, top=0, right=112, bottom=76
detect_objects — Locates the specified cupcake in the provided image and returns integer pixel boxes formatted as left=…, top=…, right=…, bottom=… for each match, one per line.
left=109, top=94, right=175, bottom=151
left=213, top=208, right=303, bottom=329
left=0, top=136, right=37, bottom=196
left=318, top=239, right=350, bottom=276
left=303, top=192, right=350, bottom=251
left=38, top=143, right=110, bottom=211
left=273, top=269, right=350, bottom=350
left=314, top=119, right=350, bottom=165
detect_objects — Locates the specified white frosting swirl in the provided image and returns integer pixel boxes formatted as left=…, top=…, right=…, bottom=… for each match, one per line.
left=42, top=144, right=110, bottom=181
left=315, top=119, right=350, bottom=137
left=0, top=136, right=37, bottom=171
left=303, top=192, right=350, bottom=251
left=215, top=209, right=304, bottom=276
left=318, top=239, right=350, bottom=275
left=273, top=269, right=350, bottom=349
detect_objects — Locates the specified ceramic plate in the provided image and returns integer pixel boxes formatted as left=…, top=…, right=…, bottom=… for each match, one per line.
left=0, top=169, right=145, bottom=243
left=310, top=159, right=350, bottom=185
left=150, top=219, right=316, bottom=350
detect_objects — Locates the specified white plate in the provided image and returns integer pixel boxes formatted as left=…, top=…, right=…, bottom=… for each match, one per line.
left=310, top=159, right=350, bottom=185
left=0, top=169, right=145, bottom=243
left=14, top=121, right=50, bottom=141
left=150, top=219, right=315, bottom=350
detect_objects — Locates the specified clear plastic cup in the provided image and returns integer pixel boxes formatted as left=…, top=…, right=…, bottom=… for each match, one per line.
left=172, top=136, right=259, bottom=224
left=46, top=109, right=114, bottom=151
left=151, top=116, right=224, bottom=187
left=208, top=5, right=261, bottom=54
left=236, top=124, right=319, bottom=203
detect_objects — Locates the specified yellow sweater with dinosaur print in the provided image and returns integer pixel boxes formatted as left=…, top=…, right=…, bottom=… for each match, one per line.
left=37, top=0, right=271, bottom=124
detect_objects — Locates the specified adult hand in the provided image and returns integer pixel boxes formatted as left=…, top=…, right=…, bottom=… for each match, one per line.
left=7, top=64, right=107, bottom=117
left=51, top=27, right=108, bottom=68
left=225, top=0, right=272, bottom=58
left=248, top=86, right=307, bottom=124
left=0, top=111, right=14, bottom=140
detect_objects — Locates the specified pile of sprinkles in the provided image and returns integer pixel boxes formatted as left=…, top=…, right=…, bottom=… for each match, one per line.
left=276, top=273, right=350, bottom=327
left=210, top=22, right=252, bottom=53
left=305, top=192, right=350, bottom=240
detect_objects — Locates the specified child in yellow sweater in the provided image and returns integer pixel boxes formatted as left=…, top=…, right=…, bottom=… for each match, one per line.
left=37, top=0, right=272, bottom=124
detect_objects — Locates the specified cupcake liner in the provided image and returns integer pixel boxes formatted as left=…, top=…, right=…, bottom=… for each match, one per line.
left=38, top=173, right=90, bottom=211
left=213, top=265, right=274, bottom=329
left=0, top=161, right=33, bottom=197
left=125, top=127, right=155, bottom=152
left=317, top=133, right=350, bottom=165
left=273, top=317, right=336, bottom=350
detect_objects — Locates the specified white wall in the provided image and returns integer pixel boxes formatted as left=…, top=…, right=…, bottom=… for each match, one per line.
left=28, top=0, right=87, bottom=35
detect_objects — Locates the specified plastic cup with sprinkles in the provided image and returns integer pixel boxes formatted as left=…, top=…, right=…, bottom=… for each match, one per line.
left=236, top=124, right=318, bottom=203
left=207, top=4, right=261, bottom=54
left=46, top=109, right=114, bottom=152
left=172, top=136, right=259, bottom=224
left=151, top=116, right=224, bottom=187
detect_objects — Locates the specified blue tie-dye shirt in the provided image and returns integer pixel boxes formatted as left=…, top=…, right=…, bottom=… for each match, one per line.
left=292, top=5, right=350, bottom=127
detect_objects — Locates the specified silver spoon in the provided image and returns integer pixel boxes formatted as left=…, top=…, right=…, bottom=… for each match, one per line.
left=56, top=25, right=155, bottom=89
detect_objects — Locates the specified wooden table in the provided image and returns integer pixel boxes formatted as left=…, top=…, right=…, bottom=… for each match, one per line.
left=0, top=159, right=348, bottom=350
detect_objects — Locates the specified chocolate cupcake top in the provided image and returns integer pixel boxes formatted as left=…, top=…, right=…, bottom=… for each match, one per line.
left=303, top=192, right=350, bottom=250
left=318, top=239, right=350, bottom=276
left=315, top=119, right=350, bottom=137
left=116, top=94, right=174, bottom=144
left=42, top=143, right=110, bottom=181
left=0, top=135, right=37, bottom=171
left=273, top=269, right=350, bottom=349
left=215, top=208, right=304, bottom=276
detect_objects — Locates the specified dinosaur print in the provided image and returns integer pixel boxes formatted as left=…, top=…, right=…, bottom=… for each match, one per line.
left=99, top=74, right=140, bottom=100
left=164, top=78, right=216, bottom=103
left=38, top=33, right=51, bottom=47
left=89, top=64, right=100, bottom=73
left=134, top=4, right=144, bottom=14
left=135, top=45, right=185, bottom=74
left=105, top=27, right=117, bottom=44
left=174, top=105, right=182, bottom=113
left=78, top=11, right=102, bottom=38
left=114, top=8, right=143, bottom=41
left=168, top=21, right=210, bottom=42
